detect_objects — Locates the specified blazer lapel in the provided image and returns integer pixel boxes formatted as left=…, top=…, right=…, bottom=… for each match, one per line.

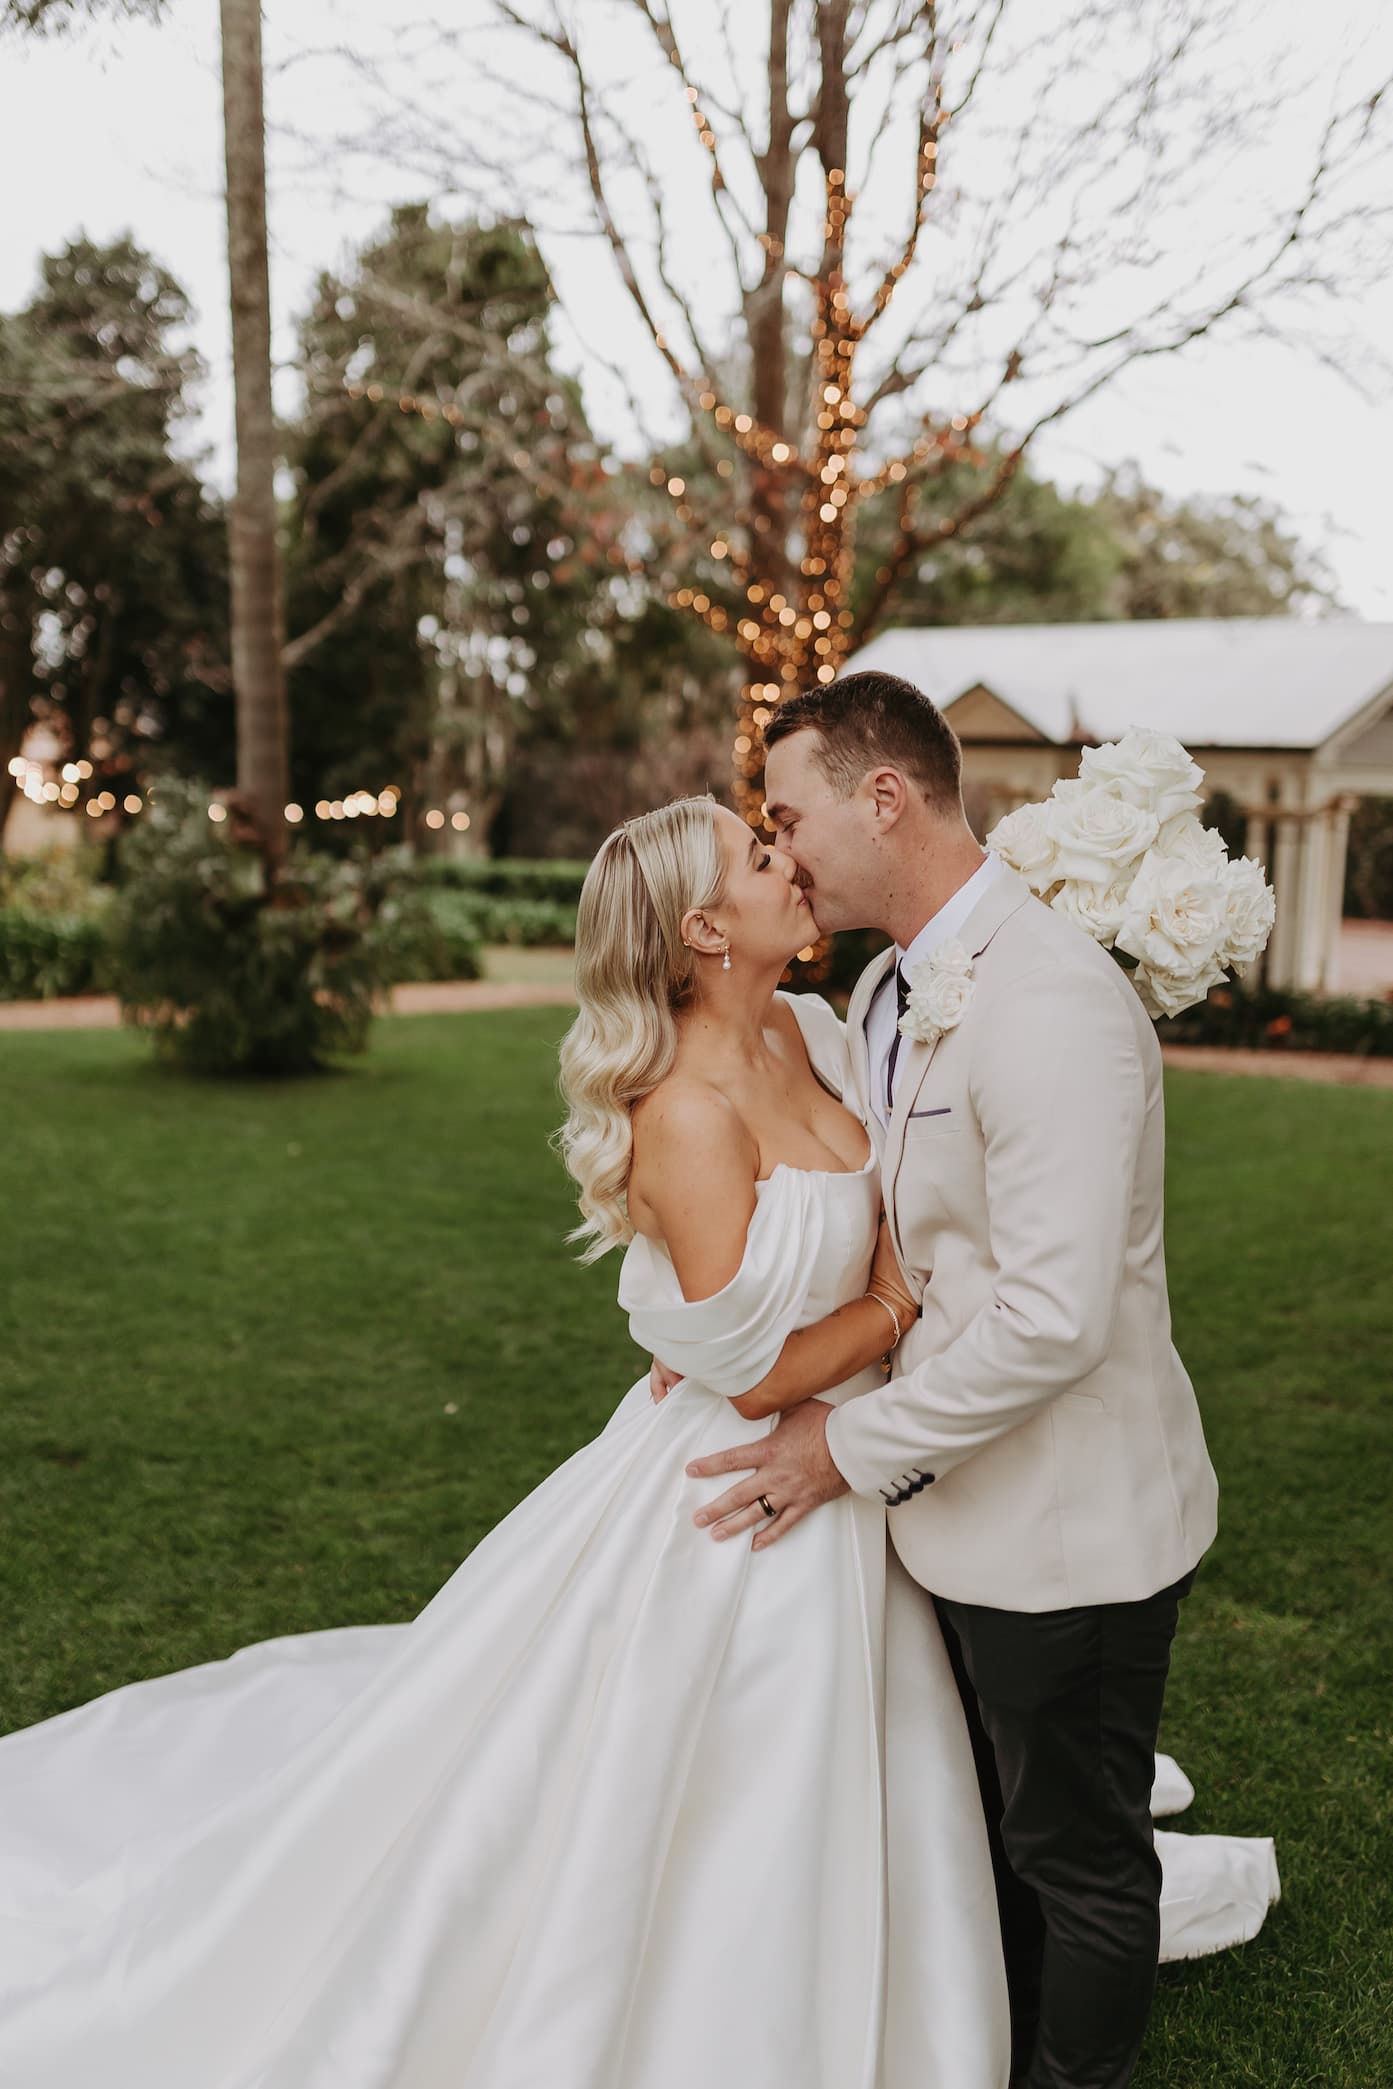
left=844, top=943, right=896, bottom=1129
left=882, top=1027, right=944, bottom=1264
left=962, top=861, right=1033, bottom=963
left=883, top=864, right=1034, bottom=1259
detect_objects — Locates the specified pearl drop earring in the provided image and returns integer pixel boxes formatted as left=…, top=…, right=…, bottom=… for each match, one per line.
left=722, top=946, right=732, bottom=972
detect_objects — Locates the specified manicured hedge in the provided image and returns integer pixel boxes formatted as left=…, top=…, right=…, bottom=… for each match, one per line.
left=419, top=890, right=576, bottom=952
left=1160, top=978, right=1393, bottom=1057
left=409, top=858, right=589, bottom=906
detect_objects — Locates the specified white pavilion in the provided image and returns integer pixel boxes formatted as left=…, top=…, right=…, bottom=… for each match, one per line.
left=841, top=618, right=1393, bottom=996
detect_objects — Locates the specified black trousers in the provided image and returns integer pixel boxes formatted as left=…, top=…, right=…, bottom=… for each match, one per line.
left=934, top=1568, right=1196, bottom=2089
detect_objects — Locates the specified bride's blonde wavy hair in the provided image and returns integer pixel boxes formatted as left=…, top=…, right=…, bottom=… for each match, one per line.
left=554, top=796, right=728, bottom=1262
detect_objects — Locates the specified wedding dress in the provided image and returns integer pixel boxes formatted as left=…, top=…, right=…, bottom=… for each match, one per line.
left=0, top=994, right=1274, bottom=2089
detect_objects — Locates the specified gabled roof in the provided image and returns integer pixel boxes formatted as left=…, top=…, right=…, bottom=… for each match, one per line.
left=840, top=618, right=1393, bottom=751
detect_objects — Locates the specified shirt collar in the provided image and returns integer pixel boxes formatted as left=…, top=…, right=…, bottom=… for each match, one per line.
left=895, top=850, right=1006, bottom=971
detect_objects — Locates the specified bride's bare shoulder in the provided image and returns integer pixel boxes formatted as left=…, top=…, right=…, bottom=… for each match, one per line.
left=629, top=1079, right=761, bottom=1289
left=631, top=1075, right=755, bottom=1175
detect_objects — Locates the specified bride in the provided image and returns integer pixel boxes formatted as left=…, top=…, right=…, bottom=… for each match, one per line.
left=0, top=796, right=1269, bottom=2089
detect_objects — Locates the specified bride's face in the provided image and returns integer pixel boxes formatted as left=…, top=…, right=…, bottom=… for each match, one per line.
left=700, top=805, right=816, bottom=965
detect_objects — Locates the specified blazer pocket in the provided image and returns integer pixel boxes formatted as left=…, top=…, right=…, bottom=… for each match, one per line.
left=907, top=1105, right=952, bottom=1120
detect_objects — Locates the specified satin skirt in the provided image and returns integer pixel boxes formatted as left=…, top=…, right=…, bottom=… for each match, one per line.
left=0, top=1374, right=1012, bottom=2089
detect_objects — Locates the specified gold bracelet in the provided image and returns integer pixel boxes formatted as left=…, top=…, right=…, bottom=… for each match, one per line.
left=867, top=1291, right=903, bottom=1366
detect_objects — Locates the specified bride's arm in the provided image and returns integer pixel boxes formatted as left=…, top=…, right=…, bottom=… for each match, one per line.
left=731, top=1217, right=915, bottom=1420
left=634, top=1092, right=915, bottom=1420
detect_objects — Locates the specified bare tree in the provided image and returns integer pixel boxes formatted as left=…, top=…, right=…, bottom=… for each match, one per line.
left=313, top=0, right=1391, bottom=824
left=220, top=0, right=289, bottom=855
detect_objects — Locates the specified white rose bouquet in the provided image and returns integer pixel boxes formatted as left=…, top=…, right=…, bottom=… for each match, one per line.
left=986, top=729, right=1275, bottom=1020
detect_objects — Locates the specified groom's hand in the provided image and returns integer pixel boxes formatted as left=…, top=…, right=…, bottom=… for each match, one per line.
left=686, top=1400, right=847, bottom=1550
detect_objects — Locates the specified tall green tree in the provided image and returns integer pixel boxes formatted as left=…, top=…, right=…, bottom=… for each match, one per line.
left=851, top=453, right=1342, bottom=629
left=0, top=237, right=228, bottom=842
left=285, top=206, right=730, bottom=847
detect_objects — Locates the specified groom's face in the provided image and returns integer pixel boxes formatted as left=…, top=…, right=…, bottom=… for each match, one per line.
left=764, top=730, right=878, bottom=935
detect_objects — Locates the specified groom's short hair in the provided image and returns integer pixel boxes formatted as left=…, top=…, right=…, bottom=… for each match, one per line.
left=762, top=671, right=964, bottom=812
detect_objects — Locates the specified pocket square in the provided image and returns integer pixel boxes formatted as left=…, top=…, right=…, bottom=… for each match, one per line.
left=907, top=1105, right=952, bottom=1120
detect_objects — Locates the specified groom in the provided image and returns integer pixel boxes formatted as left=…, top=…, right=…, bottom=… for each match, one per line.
left=674, top=671, right=1219, bottom=2089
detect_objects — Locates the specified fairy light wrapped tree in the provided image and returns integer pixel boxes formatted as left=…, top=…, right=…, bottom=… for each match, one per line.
left=388, top=0, right=1383, bottom=836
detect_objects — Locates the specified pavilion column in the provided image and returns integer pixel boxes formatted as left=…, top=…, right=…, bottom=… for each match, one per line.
left=1319, top=800, right=1354, bottom=995
left=1292, top=812, right=1333, bottom=995
left=1241, top=807, right=1272, bottom=986
left=1243, top=809, right=1271, bottom=868
left=1266, top=799, right=1304, bottom=990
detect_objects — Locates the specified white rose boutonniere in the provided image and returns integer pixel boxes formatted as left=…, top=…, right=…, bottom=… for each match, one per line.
left=899, top=939, right=975, bottom=1048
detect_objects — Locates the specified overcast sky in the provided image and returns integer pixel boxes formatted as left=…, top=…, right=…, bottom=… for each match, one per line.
left=2, top=0, right=1391, bottom=616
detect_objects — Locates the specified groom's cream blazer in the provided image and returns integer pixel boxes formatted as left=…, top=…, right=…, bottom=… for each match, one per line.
left=824, top=865, right=1219, bottom=1613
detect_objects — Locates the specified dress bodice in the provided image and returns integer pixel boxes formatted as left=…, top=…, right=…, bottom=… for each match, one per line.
left=617, top=992, right=883, bottom=1410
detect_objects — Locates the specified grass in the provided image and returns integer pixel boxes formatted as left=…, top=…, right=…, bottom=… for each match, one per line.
left=1, top=1013, right=1390, bottom=2084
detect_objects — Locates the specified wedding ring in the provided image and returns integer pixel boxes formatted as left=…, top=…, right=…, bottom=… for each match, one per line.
left=757, top=1494, right=776, bottom=1518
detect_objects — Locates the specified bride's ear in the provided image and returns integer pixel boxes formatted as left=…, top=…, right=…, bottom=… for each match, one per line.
left=680, top=906, right=726, bottom=959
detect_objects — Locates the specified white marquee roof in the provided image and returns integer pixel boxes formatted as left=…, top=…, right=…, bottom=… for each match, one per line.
left=841, top=618, right=1393, bottom=752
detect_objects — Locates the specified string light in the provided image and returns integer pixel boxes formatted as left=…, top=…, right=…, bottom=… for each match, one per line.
left=8, top=759, right=471, bottom=839
left=330, top=113, right=980, bottom=851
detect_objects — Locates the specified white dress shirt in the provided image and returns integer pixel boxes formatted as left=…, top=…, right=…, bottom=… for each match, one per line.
left=866, top=850, right=1009, bottom=1129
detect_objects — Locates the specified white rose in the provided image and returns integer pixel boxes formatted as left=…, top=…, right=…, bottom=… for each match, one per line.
left=1079, top=729, right=1205, bottom=826
left=1044, top=779, right=1158, bottom=883
left=1153, top=811, right=1230, bottom=871
left=1051, top=876, right=1132, bottom=946
left=1131, top=955, right=1229, bottom=1020
left=986, top=802, right=1059, bottom=894
left=927, top=937, right=973, bottom=978
left=1114, top=848, right=1228, bottom=977
left=1216, top=854, right=1276, bottom=972
left=900, top=945, right=975, bottom=1044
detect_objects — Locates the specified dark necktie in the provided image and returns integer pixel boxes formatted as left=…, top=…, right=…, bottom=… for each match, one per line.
left=884, top=963, right=911, bottom=1116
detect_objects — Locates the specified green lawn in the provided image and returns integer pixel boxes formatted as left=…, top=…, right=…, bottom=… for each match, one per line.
left=1, top=1012, right=1389, bottom=2084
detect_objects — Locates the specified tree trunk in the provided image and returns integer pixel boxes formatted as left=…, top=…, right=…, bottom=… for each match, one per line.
left=745, top=0, right=794, bottom=595
left=219, top=0, right=288, bottom=858
left=0, top=635, right=29, bottom=854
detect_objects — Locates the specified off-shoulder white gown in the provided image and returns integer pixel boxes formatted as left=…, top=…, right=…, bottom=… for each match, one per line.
left=0, top=993, right=1274, bottom=2089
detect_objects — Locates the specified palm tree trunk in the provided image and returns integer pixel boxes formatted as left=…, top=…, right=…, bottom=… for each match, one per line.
left=219, top=0, right=288, bottom=857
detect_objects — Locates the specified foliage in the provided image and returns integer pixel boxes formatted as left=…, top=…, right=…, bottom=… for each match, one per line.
left=1162, top=978, right=1393, bottom=1058
left=1344, top=799, right=1393, bottom=921
left=0, top=908, right=106, bottom=998
left=1, top=0, right=162, bottom=26
left=106, top=780, right=430, bottom=1073
left=0, top=842, right=109, bottom=913
left=408, top=857, right=590, bottom=904
left=402, top=897, right=484, bottom=983
left=1087, top=466, right=1342, bottom=620
left=284, top=207, right=730, bottom=846
left=0, top=238, right=231, bottom=839
left=852, top=453, right=1343, bottom=629
left=795, top=926, right=893, bottom=999
left=420, top=889, right=575, bottom=954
